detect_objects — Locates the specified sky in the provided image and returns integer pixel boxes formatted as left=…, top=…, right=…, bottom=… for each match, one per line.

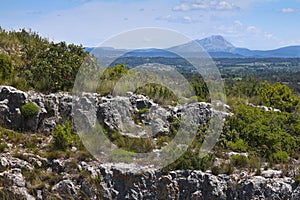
left=0, top=0, right=300, bottom=50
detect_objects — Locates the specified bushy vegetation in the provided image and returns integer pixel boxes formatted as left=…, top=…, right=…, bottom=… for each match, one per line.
left=221, top=104, right=300, bottom=161
left=0, top=53, right=13, bottom=81
left=230, top=155, right=249, bottom=168
left=110, top=132, right=154, bottom=153
left=51, top=122, right=79, bottom=151
left=271, top=151, right=289, bottom=164
left=0, top=28, right=88, bottom=93
left=21, top=102, right=40, bottom=118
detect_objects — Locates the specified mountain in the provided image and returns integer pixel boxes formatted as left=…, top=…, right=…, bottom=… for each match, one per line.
left=123, top=48, right=178, bottom=58
left=196, top=35, right=236, bottom=52
left=86, top=35, right=300, bottom=58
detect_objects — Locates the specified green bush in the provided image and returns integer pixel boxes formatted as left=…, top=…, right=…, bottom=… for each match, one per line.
left=220, top=163, right=235, bottom=175
left=51, top=123, right=76, bottom=151
left=111, top=132, right=154, bottom=153
left=228, top=139, right=248, bottom=152
left=21, top=102, right=40, bottom=118
left=138, top=108, right=149, bottom=114
left=211, top=166, right=220, bottom=176
left=0, top=53, right=13, bottom=81
left=230, top=154, right=249, bottom=168
left=222, top=104, right=300, bottom=160
left=0, top=143, right=8, bottom=153
left=295, top=175, right=300, bottom=185
left=135, top=83, right=178, bottom=105
left=271, top=151, right=289, bottom=164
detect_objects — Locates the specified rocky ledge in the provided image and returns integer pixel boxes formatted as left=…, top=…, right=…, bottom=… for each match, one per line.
left=0, top=85, right=229, bottom=137
left=0, top=154, right=300, bottom=200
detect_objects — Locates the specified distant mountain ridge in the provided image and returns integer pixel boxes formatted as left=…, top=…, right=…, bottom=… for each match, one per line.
left=86, top=35, right=300, bottom=58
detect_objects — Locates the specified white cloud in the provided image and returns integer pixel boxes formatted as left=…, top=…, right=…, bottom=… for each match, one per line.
left=173, top=0, right=239, bottom=12
left=216, top=1, right=238, bottom=10
left=264, top=33, right=274, bottom=40
left=247, top=25, right=258, bottom=32
left=281, top=8, right=297, bottom=13
left=234, top=20, right=243, bottom=26
left=156, top=15, right=198, bottom=24
left=172, top=4, right=190, bottom=11
left=191, top=3, right=209, bottom=10
left=214, top=21, right=279, bottom=49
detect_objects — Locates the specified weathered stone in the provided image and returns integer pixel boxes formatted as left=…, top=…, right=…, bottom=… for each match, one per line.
left=52, top=179, right=77, bottom=198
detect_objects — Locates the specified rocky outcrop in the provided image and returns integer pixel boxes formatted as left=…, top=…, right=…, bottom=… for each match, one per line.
left=0, top=86, right=228, bottom=137
left=1, top=155, right=299, bottom=200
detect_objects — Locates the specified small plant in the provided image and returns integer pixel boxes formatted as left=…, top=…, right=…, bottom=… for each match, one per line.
left=295, top=175, right=300, bottom=185
left=211, top=166, right=220, bottom=176
left=21, top=102, right=40, bottom=118
left=138, top=108, right=149, bottom=114
left=255, top=168, right=262, bottom=176
left=230, top=154, right=249, bottom=168
left=228, top=139, right=248, bottom=152
left=156, top=136, right=171, bottom=148
left=111, top=149, right=136, bottom=163
left=220, top=163, right=235, bottom=175
left=51, top=123, right=76, bottom=151
left=0, top=143, right=8, bottom=153
left=249, top=156, right=262, bottom=172
left=271, top=151, right=289, bottom=164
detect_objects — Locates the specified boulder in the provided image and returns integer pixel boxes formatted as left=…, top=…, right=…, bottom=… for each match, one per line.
left=52, top=179, right=77, bottom=198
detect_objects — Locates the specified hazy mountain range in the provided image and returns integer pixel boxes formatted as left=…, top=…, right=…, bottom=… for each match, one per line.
left=86, top=35, right=300, bottom=58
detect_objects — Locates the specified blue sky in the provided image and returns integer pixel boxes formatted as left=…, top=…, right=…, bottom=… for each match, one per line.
left=1, top=0, right=300, bottom=49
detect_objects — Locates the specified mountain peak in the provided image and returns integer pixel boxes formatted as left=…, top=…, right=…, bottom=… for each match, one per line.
left=197, top=35, right=235, bottom=52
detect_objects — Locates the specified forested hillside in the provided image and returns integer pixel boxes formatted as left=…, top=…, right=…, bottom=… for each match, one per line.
left=0, top=27, right=88, bottom=93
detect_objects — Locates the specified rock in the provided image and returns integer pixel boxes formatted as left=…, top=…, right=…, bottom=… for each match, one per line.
left=71, top=146, right=77, bottom=152
left=52, top=179, right=77, bottom=198
left=2, top=168, right=35, bottom=200
left=97, top=165, right=299, bottom=200
left=0, top=157, right=9, bottom=171
left=292, top=185, right=300, bottom=200
left=98, top=96, right=148, bottom=138
left=38, top=118, right=57, bottom=135
left=0, top=86, right=27, bottom=108
left=227, top=152, right=249, bottom=157
left=248, top=103, right=281, bottom=112
left=0, top=86, right=231, bottom=138
left=8, top=157, right=33, bottom=171
left=261, top=169, right=282, bottom=178
left=51, top=159, right=65, bottom=174
left=132, top=95, right=153, bottom=110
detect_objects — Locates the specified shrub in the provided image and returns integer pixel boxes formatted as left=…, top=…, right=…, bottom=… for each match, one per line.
left=138, top=108, right=149, bottom=114
left=230, top=154, right=249, bottom=168
left=0, top=143, right=8, bottom=153
left=295, top=175, right=300, bottom=185
left=220, top=163, right=235, bottom=175
left=228, top=139, right=248, bottom=152
left=111, top=149, right=136, bottom=163
left=51, top=123, right=75, bottom=151
left=249, top=156, right=262, bottom=172
left=271, top=151, right=289, bottom=164
left=112, top=134, right=154, bottom=153
left=0, top=53, right=13, bottom=81
left=255, top=168, right=262, bottom=176
left=211, top=166, right=220, bottom=176
left=21, top=102, right=40, bottom=118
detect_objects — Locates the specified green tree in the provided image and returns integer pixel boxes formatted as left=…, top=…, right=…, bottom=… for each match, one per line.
left=258, top=81, right=298, bottom=112
left=0, top=53, right=13, bottom=81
